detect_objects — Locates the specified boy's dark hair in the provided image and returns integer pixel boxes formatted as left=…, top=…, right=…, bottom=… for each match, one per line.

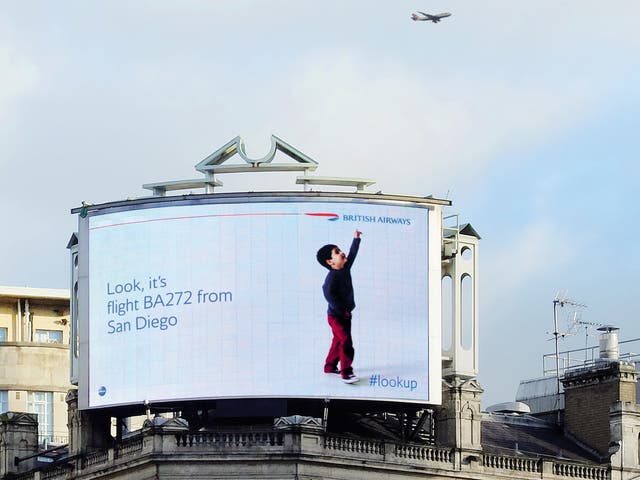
left=316, top=244, right=337, bottom=270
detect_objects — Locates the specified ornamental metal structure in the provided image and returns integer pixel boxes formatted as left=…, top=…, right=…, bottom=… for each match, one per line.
left=142, top=134, right=374, bottom=195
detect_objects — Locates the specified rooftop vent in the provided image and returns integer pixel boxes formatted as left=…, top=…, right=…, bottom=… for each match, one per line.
left=597, top=326, right=620, bottom=361
left=485, top=401, right=531, bottom=414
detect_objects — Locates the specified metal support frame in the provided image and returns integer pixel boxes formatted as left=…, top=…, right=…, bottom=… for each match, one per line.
left=143, top=135, right=379, bottom=196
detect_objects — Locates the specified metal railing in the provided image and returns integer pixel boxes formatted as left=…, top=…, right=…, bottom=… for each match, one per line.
left=543, top=338, right=640, bottom=377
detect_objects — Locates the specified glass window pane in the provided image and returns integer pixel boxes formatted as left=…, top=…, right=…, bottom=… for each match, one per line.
left=27, top=391, right=53, bottom=442
left=34, top=330, right=63, bottom=344
left=0, top=391, right=7, bottom=413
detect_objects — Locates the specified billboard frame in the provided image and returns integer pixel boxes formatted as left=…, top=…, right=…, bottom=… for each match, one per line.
left=73, top=191, right=447, bottom=410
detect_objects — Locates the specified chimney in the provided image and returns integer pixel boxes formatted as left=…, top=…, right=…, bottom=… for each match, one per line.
left=562, top=327, right=637, bottom=457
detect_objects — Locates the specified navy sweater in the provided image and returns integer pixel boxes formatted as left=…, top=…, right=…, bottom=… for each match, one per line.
left=322, top=237, right=361, bottom=317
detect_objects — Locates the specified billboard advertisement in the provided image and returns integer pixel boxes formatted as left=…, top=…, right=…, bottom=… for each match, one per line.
left=82, top=198, right=441, bottom=407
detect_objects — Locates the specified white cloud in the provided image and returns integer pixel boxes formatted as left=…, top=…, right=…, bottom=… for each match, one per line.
left=267, top=50, right=601, bottom=198
left=0, top=43, right=38, bottom=119
left=0, top=21, right=39, bottom=170
left=482, top=219, right=577, bottom=311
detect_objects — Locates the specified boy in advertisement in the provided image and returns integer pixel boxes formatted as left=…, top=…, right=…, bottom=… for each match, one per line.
left=316, top=230, right=362, bottom=384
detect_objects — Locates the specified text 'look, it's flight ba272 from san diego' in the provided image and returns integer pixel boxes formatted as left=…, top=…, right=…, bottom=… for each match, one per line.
left=411, top=11, right=452, bottom=23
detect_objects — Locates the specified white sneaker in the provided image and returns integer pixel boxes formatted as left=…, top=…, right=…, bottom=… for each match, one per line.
left=342, top=374, right=359, bottom=384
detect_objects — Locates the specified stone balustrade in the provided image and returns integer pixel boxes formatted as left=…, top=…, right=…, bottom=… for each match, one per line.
left=554, top=461, right=609, bottom=480
left=175, top=431, right=284, bottom=448
left=325, top=435, right=384, bottom=456
left=395, top=443, right=453, bottom=463
left=483, top=453, right=540, bottom=473
left=13, top=426, right=611, bottom=480
left=80, top=449, right=108, bottom=469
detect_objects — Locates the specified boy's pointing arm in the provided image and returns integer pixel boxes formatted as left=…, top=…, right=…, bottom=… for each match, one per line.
left=347, top=230, right=362, bottom=266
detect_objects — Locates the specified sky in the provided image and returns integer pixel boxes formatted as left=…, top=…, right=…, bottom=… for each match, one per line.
left=1, top=1, right=639, bottom=408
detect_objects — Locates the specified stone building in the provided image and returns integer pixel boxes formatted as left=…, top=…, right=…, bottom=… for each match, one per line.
left=7, top=339, right=639, bottom=480
left=3, top=137, right=640, bottom=480
left=0, top=286, right=72, bottom=447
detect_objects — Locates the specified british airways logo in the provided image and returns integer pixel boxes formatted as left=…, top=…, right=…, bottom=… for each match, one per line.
left=304, top=213, right=339, bottom=221
left=305, top=212, right=411, bottom=226
left=342, top=214, right=412, bottom=226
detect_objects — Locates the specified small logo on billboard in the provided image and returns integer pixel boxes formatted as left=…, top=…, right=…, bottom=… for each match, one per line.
left=98, top=386, right=107, bottom=397
left=305, top=213, right=339, bottom=221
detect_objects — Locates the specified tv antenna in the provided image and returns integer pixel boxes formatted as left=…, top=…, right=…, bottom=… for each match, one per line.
left=551, top=292, right=587, bottom=398
left=569, top=314, right=606, bottom=356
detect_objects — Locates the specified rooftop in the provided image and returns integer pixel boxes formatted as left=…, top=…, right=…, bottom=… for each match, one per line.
left=0, top=285, right=69, bottom=301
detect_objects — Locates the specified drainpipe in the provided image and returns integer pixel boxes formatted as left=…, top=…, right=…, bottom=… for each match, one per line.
left=24, top=298, right=31, bottom=342
left=17, top=299, right=22, bottom=342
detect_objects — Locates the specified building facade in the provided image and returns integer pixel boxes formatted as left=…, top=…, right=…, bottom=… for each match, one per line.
left=5, top=223, right=635, bottom=480
left=0, top=286, right=72, bottom=445
left=3, top=137, right=640, bottom=480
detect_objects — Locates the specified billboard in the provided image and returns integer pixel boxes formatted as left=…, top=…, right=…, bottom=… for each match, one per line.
left=80, top=197, right=442, bottom=408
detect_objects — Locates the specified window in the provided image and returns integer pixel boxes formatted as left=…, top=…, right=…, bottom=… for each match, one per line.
left=27, top=391, right=53, bottom=442
left=441, top=276, right=453, bottom=351
left=73, top=281, right=79, bottom=358
left=0, top=391, right=7, bottom=413
left=0, top=328, right=7, bottom=342
left=34, top=330, right=63, bottom=344
left=461, top=274, right=474, bottom=350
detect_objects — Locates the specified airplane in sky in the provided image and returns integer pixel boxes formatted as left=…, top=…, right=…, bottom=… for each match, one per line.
left=411, top=11, right=452, bottom=23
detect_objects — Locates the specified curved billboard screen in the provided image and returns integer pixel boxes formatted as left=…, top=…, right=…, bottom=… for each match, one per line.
left=80, top=197, right=442, bottom=408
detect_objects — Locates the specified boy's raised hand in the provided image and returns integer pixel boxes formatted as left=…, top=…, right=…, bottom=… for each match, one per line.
left=354, top=230, right=362, bottom=238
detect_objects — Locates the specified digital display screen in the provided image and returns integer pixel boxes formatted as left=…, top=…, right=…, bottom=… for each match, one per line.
left=83, top=199, right=441, bottom=407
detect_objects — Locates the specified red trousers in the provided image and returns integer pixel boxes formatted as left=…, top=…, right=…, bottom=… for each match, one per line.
left=324, top=314, right=354, bottom=376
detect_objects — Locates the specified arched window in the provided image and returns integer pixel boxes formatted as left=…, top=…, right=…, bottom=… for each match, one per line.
left=442, top=275, right=453, bottom=350
left=461, top=274, right=473, bottom=350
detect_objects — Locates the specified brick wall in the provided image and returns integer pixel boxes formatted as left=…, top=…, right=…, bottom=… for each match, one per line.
left=562, top=362, right=637, bottom=457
